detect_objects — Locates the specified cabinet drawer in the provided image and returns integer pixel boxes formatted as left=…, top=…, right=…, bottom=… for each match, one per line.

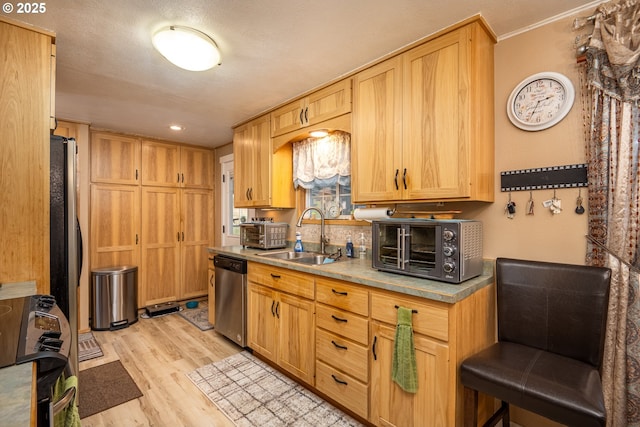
left=316, top=304, right=368, bottom=345
left=371, top=292, right=449, bottom=342
left=316, top=278, right=369, bottom=316
left=316, top=329, right=368, bottom=383
left=248, top=262, right=314, bottom=299
left=316, top=360, right=368, bottom=420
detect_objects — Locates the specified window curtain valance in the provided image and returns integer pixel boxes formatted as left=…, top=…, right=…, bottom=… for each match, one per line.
left=587, top=0, right=640, bottom=102
left=292, top=131, right=351, bottom=190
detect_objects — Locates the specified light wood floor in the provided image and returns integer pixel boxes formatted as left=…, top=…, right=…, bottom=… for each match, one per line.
left=79, top=308, right=241, bottom=427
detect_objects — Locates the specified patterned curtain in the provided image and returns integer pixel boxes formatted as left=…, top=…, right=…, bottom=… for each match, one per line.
left=292, top=131, right=351, bottom=190
left=585, top=1, right=640, bottom=425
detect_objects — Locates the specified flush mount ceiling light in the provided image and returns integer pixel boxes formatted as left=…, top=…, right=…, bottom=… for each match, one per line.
left=152, top=25, right=221, bottom=71
left=169, top=124, right=184, bottom=131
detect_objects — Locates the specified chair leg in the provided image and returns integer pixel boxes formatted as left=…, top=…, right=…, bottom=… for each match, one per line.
left=483, top=401, right=509, bottom=427
left=464, top=387, right=479, bottom=427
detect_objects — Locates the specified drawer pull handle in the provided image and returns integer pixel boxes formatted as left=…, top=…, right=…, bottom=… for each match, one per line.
left=331, top=340, right=348, bottom=350
left=331, top=374, right=348, bottom=386
left=331, top=315, right=348, bottom=323
left=331, top=289, right=348, bottom=296
left=372, top=335, right=378, bottom=361
left=270, top=273, right=281, bottom=279
left=394, top=305, right=418, bottom=314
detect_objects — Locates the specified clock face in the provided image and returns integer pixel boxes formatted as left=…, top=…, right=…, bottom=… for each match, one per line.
left=507, top=72, right=575, bottom=131
left=325, top=201, right=341, bottom=218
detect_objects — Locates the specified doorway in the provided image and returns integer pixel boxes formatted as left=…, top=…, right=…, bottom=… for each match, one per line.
left=220, top=154, right=251, bottom=246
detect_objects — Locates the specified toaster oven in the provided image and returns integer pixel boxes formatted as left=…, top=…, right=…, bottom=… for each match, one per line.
left=240, top=221, right=289, bottom=249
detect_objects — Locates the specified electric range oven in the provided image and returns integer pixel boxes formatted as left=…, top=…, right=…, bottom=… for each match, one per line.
left=0, top=295, right=72, bottom=427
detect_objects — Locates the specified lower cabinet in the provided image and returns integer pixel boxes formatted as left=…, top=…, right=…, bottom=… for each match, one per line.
left=247, top=263, right=315, bottom=385
left=245, top=261, right=495, bottom=426
left=370, top=322, right=450, bottom=426
left=207, top=256, right=215, bottom=325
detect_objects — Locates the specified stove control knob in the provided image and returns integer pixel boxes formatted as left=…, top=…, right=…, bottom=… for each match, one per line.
left=443, top=245, right=455, bottom=257
left=443, top=261, right=456, bottom=274
left=442, top=229, right=456, bottom=242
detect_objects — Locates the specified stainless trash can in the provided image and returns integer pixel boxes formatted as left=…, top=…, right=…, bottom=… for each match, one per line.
left=91, top=265, right=138, bottom=330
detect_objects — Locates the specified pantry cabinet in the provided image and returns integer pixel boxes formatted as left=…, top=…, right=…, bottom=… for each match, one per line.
left=0, top=17, right=56, bottom=294
left=91, top=132, right=141, bottom=185
left=270, top=79, right=352, bottom=137
left=247, top=263, right=315, bottom=385
left=142, top=140, right=214, bottom=189
left=352, top=17, right=495, bottom=203
left=180, top=189, right=214, bottom=300
left=233, top=115, right=295, bottom=208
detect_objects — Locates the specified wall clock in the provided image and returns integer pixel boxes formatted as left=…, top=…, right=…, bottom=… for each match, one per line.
left=507, top=72, right=575, bottom=131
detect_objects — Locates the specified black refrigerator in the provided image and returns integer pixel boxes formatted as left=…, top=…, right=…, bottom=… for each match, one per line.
left=50, top=134, right=82, bottom=375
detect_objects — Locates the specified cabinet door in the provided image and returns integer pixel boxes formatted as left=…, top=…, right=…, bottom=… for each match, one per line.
left=402, top=28, right=470, bottom=200
left=180, top=189, right=213, bottom=300
left=271, top=98, right=305, bottom=137
left=90, top=184, right=140, bottom=269
left=370, top=322, right=450, bottom=427
left=352, top=57, right=403, bottom=203
left=141, top=140, right=180, bottom=187
left=250, top=116, right=272, bottom=206
left=140, top=187, right=180, bottom=306
left=0, top=21, right=53, bottom=290
left=207, top=261, right=215, bottom=325
left=181, top=146, right=214, bottom=189
left=233, top=124, right=253, bottom=207
left=91, top=132, right=140, bottom=185
left=278, top=293, right=315, bottom=385
left=306, top=79, right=352, bottom=126
left=248, top=283, right=278, bottom=363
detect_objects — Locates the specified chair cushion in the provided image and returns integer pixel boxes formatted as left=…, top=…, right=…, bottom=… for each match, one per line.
left=461, top=342, right=606, bottom=427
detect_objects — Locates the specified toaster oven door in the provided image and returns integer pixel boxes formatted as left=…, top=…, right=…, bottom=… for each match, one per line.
left=405, top=224, right=442, bottom=276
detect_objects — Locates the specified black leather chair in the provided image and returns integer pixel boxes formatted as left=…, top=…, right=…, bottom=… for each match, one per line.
left=460, top=257, right=611, bottom=427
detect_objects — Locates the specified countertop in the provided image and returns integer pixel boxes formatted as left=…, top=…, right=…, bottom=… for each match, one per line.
left=0, top=363, right=34, bottom=426
left=208, top=246, right=494, bottom=304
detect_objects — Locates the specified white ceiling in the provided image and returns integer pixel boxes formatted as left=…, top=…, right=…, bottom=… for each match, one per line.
left=2, top=0, right=603, bottom=148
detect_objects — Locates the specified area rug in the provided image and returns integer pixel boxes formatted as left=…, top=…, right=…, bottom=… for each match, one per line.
left=78, top=332, right=103, bottom=362
left=178, top=301, right=214, bottom=331
left=78, top=360, right=143, bottom=419
left=187, top=351, right=364, bottom=427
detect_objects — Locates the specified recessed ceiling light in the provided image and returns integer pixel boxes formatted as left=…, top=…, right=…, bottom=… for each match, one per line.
left=170, top=125, right=184, bottom=131
left=152, top=25, right=221, bottom=71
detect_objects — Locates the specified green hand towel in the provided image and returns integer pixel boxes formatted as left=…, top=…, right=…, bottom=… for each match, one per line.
left=53, top=375, right=81, bottom=427
left=392, top=306, right=418, bottom=393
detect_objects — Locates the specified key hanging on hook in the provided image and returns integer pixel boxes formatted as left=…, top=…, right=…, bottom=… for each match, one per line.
left=575, top=188, right=585, bottom=214
left=526, top=191, right=534, bottom=215
left=505, top=192, right=516, bottom=219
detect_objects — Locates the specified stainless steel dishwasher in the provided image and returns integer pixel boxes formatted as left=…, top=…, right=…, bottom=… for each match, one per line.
left=214, top=254, right=248, bottom=347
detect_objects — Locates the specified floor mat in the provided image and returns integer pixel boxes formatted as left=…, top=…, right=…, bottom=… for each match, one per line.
left=78, top=332, right=103, bottom=362
left=78, top=360, right=142, bottom=418
left=178, top=301, right=214, bottom=331
left=187, top=351, right=364, bottom=427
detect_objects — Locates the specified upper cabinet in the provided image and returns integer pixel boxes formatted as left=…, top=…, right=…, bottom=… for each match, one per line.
left=271, top=79, right=352, bottom=137
left=141, top=140, right=214, bottom=189
left=234, top=114, right=295, bottom=208
left=91, top=131, right=141, bottom=185
left=352, top=17, right=495, bottom=203
left=0, top=17, right=56, bottom=293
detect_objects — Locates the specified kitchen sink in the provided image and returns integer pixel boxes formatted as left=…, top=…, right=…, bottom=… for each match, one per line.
left=257, top=250, right=345, bottom=265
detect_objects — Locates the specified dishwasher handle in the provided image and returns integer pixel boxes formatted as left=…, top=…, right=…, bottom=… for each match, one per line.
left=213, top=255, right=247, bottom=274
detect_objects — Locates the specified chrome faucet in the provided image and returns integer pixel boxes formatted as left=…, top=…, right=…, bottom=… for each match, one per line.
left=296, top=207, right=329, bottom=254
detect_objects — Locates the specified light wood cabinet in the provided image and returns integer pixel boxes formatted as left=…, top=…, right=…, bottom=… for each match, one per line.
left=89, top=184, right=140, bottom=271
left=180, top=189, right=214, bottom=300
left=353, top=18, right=495, bottom=203
left=91, top=132, right=141, bottom=185
left=247, top=263, right=315, bottom=385
left=314, top=278, right=370, bottom=419
left=207, top=256, right=215, bottom=325
left=140, top=187, right=181, bottom=306
left=142, top=140, right=214, bottom=189
left=233, top=115, right=295, bottom=208
left=369, top=285, right=495, bottom=427
left=270, top=79, right=352, bottom=137
left=0, top=18, right=55, bottom=294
